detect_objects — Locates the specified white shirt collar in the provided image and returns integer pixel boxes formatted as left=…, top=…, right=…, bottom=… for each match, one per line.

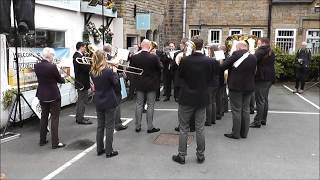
left=77, top=51, right=83, bottom=56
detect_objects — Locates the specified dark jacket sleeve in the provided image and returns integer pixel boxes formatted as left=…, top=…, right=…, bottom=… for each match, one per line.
left=220, top=52, right=238, bottom=71
left=53, top=65, right=65, bottom=84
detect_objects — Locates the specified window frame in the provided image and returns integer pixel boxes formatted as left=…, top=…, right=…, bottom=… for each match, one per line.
left=189, top=29, right=200, bottom=39
left=306, top=29, right=320, bottom=54
left=208, top=29, right=222, bottom=45
left=229, top=29, right=242, bottom=36
left=250, top=29, right=264, bottom=38
left=275, top=28, right=296, bottom=53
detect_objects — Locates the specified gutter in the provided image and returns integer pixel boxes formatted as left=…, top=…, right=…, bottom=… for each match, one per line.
left=267, top=0, right=272, bottom=38
left=182, top=0, right=186, bottom=38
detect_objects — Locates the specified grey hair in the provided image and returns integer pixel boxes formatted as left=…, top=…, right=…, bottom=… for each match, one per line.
left=103, top=43, right=112, bottom=53
left=42, top=47, right=55, bottom=59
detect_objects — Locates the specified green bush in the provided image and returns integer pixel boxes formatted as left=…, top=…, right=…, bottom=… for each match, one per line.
left=273, top=47, right=320, bottom=81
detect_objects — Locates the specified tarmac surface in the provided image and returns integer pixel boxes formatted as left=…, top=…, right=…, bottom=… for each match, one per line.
left=1, top=83, right=319, bottom=180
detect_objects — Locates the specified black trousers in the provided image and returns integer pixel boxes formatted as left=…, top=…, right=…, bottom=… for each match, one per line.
left=40, top=99, right=61, bottom=146
left=229, top=91, right=251, bottom=138
left=295, top=67, right=308, bottom=90
left=163, top=70, right=174, bottom=98
left=0, top=0, right=35, bottom=34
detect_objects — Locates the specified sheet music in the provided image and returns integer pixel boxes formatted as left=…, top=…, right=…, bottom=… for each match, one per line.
left=214, top=50, right=225, bottom=60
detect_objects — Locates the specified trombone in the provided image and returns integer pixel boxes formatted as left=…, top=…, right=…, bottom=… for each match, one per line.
left=75, top=56, right=144, bottom=76
left=30, top=50, right=85, bottom=90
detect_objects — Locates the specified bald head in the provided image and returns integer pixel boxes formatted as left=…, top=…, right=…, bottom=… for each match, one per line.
left=236, top=41, right=248, bottom=51
left=301, top=41, right=307, bottom=49
left=141, top=39, right=151, bottom=51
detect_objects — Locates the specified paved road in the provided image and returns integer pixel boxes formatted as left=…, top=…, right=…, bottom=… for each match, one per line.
left=1, top=84, right=319, bottom=179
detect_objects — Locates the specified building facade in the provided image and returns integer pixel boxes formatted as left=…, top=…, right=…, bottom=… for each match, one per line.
left=158, top=0, right=320, bottom=54
left=108, top=0, right=320, bottom=54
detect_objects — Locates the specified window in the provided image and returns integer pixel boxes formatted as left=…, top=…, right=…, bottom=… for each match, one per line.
left=6, top=29, right=65, bottom=48
left=189, top=29, right=200, bottom=39
left=208, top=29, right=222, bottom=44
left=306, top=29, right=320, bottom=55
left=251, top=29, right=263, bottom=38
left=229, top=29, right=242, bottom=36
left=275, top=29, right=296, bottom=53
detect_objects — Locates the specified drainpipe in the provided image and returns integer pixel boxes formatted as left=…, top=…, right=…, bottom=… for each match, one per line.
left=182, top=0, right=187, bottom=38
left=267, top=0, right=272, bottom=39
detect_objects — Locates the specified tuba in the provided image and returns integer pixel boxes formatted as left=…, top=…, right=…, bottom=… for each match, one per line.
left=225, top=34, right=258, bottom=55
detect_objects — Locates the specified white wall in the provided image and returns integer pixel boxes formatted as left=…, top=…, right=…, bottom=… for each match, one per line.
left=35, top=4, right=84, bottom=51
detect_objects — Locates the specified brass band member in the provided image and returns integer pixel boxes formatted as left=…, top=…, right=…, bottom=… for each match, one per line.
left=73, top=42, right=92, bottom=125
left=250, top=38, right=275, bottom=128
left=103, top=43, right=128, bottom=131
left=34, top=47, right=66, bottom=149
left=90, top=50, right=119, bottom=158
left=221, top=41, right=257, bottom=139
left=130, top=39, right=162, bottom=133
left=172, top=36, right=213, bottom=164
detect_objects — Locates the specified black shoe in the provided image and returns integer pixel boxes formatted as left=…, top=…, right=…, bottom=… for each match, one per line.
left=163, top=97, right=170, bottom=102
left=190, top=129, right=195, bottom=132
left=174, top=98, right=179, bottom=102
left=212, top=122, right=216, bottom=124
left=142, top=109, right=147, bottom=113
left=135, top=128, right=141, bottom=132
left=216, top=116, right=221, bottom=120
left=97, top=149, right=105, bottom=156
left=174, top=127, right=179, bottom=132
left=106, top=151, right=118, bottom=158
left=205, top=122, right=211, bottom=126
left=115, top=125, right=128, bottom=131
left=224, top=134, right=240, bottom=139
left=250, top=110, right=255, bottom=114
left=249, top=123, right=261, bottom=128
left=196, top=153, right=205, bottom=163
left=39, top=140, right=48, bottom=146
left=77, top=121, right=93, bottom=125
left=155, top=98, right=160, bottom=101
left=147, top=128, right=160, bottom=133
left=261, top=121, right=266, bottom=126
left=52, top=143, right=66, bottom=149
left=172, top=154, right=185, bottom=164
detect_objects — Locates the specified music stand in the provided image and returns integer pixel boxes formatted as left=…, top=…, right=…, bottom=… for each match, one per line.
left=1, top=8, right=36, bottom=143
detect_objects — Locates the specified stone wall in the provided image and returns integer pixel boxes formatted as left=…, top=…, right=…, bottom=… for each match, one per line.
left=115, top=0, right=167, bottom=48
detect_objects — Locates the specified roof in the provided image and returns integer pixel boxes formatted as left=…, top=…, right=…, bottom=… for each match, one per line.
left=272, top=0, right=314, bottom=3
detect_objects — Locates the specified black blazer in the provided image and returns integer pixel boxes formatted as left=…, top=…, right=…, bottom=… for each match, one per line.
left=178, top=52, right=213, bottom=107
left=73, top=52, right=91, bottom=90
left=35, top=60, right=65, bottom=102
left=130, top=51, right=161, bottom=92
left=254, top=46, right=275, bottom=82
left=91, top=68, right=119, bottom=111
left=221, top=50, right=257, bottom=92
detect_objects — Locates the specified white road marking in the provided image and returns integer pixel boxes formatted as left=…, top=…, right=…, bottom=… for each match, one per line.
left=69, top=115, right=132, bottom=122
left=283, top=85, right=319, bottom=110
left=154, top=108, right=319, bottom=115
left=42, top=118, right=133, bottom=180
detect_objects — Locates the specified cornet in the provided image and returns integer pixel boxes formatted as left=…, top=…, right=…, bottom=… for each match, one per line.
left=75, top=56, right=144, bottom=76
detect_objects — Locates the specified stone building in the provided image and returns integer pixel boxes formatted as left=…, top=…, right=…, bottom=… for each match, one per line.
left=116, top=0, right=320, bottom=54
left=115, top=0, right=168, bottom=48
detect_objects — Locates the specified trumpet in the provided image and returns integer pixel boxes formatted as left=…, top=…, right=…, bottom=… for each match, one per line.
left=75, top=56, right=144, bottom=76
